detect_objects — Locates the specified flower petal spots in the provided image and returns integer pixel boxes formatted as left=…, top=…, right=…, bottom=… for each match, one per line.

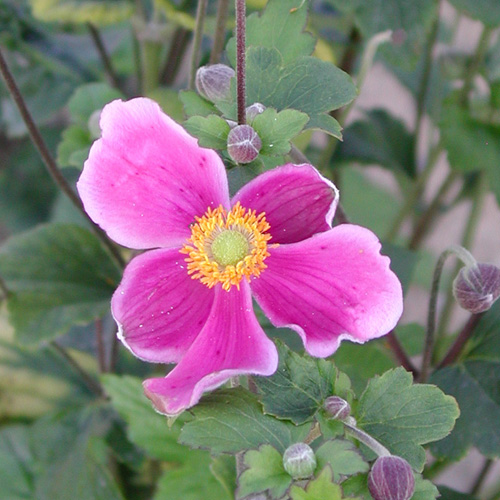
left=77, top=98, right=230, bottom=249
left=112, top=248, right=214, bottom=363
left=233, top=164, right=338, bottom=244
left=143, top=281, right=278, bottom=416
left=250, top=225, right=403, bottom=357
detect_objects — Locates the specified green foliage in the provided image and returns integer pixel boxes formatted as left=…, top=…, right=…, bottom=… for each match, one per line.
left=179, top=90, right=218, bottom=118
left=0, top=224, right=121, bottom=344
left=237, top=444, right=292, bottom=499
left=184, top=114, right=231, bottom=149
left=29, top=0, right=134, bottom=25
left=289, top=467, right=354, bottom=500
left=356, top=367, right=460, bottom=471
left=447, top=0, right=500, bottom=26
left=254, top=342, right=353, bottom=425
left=179, top=387, right=309, bottom=454
left=315, top=439, right=369, bottom=481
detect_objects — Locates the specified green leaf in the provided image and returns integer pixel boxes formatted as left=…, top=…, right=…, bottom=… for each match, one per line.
left=254, top=341, right=353, bottom=424
left=438, top=486, right=478, bottom=500
left=290, top=467, right=351, bottom=500
left=227, top=0, right=315, bottom=65
left=447, top=0, right=500, bottom=26
left=184, top=114, right=230, bottom=149
left=29, top=0, right=134, bottom=25
left=179, top=90, right=217, bottom=118
left=412, top=475, right=440, bottom=500
left=315, top=439, right=369, bottom=481
left=102, top=374, right=188, bottom=463
left=252, top=108, right=309, bottom=156
left=210, top=455, right=237, bottom=499
left=237, top=444, right=291, bottom=499
left=0, top=224, right=121, bottom=344
left=306, top=114, right=343, bottom=139
left=356, top=367, right=460, bottom=471
left=0, top=425, right=35, bottom=499
left=68, top=83, right=124, bottom=125
left=57, top=125, right=91, bottom=169
left=336, top=109, right=417, bottom=179
left=154, top=451, right=231, bottom=500
left=179, top=387, right=309, bottom=454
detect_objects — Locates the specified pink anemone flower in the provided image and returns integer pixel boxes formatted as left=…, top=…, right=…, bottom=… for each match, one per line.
left=77, top=97, right=403, bottom=416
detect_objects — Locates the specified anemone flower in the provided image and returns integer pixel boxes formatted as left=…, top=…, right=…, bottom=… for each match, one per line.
left=77, top=98, right=403, bottom=416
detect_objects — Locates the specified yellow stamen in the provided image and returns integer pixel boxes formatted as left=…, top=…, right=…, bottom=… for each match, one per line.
left=180, top=202, right=273, bottom=291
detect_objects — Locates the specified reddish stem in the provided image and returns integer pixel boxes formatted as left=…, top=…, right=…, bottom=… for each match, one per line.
left=235, top=0, right=246, bottom=124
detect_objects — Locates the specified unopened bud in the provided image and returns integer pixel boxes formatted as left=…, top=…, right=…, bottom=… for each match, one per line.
left=283, top=443, right=317, bottom=480
left=246, top=102, right=266, bottom=123
left=227, top=124, right=262, bottom=164
left=368, top=456, right=415, bottom=500
left=453, top=263, right=500, bottom=314
left=195, top=64, right=235, bottom=102
left=324, top=396, right=351, bottom=421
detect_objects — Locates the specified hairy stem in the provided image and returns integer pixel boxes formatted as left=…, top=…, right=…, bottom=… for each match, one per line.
left=189, top=0, right=208, bottom=90
left=235, top=0, right=246, bottom=124
left=344, top=421, right=391, bottom=457
left=210, top=0, right=230, bottom=64
left=0, top=47, right=125, bottom=269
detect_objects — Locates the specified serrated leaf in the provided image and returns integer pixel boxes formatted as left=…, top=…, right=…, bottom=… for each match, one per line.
left=290, top=467, right=350, bottom=500
left=0, top=224, right=121, bottom=344
left=179, top=90, right=218, bottom=118
left=154, top=451, right=231, bottom=500
left=102, top=374, right=188, bottom=463
left=252, top=108, right=309, bottom=156
left=179, top=387, right=309, bottom=454
left=412, top=475, right=440, bottom=500
left=315, top=439, right=369, bottom=481
left=227, top=0, right=316, bottom=65
left=447, top=0, right=500, bottom=26
left=30, top=0, right=134, bottom=25
left=237, top=444, right=291, bottom=499
left=184, top=114, right=230, bottom=149
left=254, top=342, right=353, bottom=424
left=356, top=367, right=460, bottom=471
left=306, top=114, right=343, bottom=139
left=336, top=109, right=417, bottom=179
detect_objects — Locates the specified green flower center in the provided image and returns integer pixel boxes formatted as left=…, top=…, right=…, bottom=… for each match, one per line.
left=211, top=230, right=249, bottom=267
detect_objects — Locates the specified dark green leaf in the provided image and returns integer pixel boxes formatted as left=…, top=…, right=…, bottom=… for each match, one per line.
left=0, top=224, right=121, bottom=344
left=184, top=115, right=230, bottom=149
left=315, top=439, right=369, bottom=481
left=254, top=341, right=353, bottom=424
left=210, top=455, right=236, bottom=499
left=447, top=0, right=500, bottom=26
left=252, top=108, right=309, bottom=156
left=237, top=444, right=291, bottom=499
left=357, top=367, right=460, bottom=471
left=438, top=486, right=477, bottom=500
left=179, top=387, right=309, bottom=454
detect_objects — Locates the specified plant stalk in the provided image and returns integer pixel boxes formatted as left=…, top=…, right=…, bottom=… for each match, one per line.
left=235, top=0, right=247, bottom=124
left=189, top=0, right=208, bottom=90
left=210, top=0, right=230, bottom=64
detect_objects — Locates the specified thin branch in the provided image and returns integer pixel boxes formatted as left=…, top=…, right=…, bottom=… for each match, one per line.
left=235, top=0, right=246, bottom=124
left=386, top=330, right=418, bottom=376
left=87, top=22, right=122, bottom=92
left=161, top=27, right=190, bottom=85
left=0, top=47, right=125, bottom=269
left=471, top=457, right=494, bottom=497
left=189, top=0, right=208, bottom=90
left=210, top=0, right=230, bottom=64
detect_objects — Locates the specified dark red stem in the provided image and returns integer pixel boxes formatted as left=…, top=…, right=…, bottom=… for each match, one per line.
left=235, top=0, right=246, bottom=124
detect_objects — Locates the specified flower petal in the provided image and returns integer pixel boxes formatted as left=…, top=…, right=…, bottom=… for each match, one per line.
left=250, top=225, right=403, bottom=357
left=143, top=281, right=278, bottom=416
left=77, top=98, right=230, bottom=249
left=233, top=164, right=338, bottom=244
left=112, top=248, right=214, bottom=363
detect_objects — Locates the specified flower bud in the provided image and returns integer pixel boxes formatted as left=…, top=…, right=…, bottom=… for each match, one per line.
left=324, top=396, right=351, bottom=421
left=368, top=456, right=415, bottom=500
left=245, top=102, right=266, bottom=123
left=195, top=64, right=235, bottom=103
left=453, top=263, right=500, bottom=314
left=282, top=443, right=317, bottom=480
left=227, top=124, right=262, bottom=164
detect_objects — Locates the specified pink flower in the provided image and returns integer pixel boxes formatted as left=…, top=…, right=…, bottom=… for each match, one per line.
left=77, top=98, right=403, bottom=416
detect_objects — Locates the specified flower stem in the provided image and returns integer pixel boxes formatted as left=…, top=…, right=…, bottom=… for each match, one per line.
left=210, top=0, right=230, bottom=64
left=344, top=421, right=391, bottom=457
left=385, top=330, right=418, bottom=375
left=87, top=22, right=122, bottom=92
left=471, top=458, right=494, bottom=497
left=419, top=245, right=478, bottom=382
left=161, top=27, right=190, bottom=85
left=235, top=0, right=246, bottom=125
left=51, top=341, right=103, bottom=396
left=189, top=0, right=208, bottom=90
left=436, top=312, right=483, bottom=369
left=0, top=47, right=125, bottom=269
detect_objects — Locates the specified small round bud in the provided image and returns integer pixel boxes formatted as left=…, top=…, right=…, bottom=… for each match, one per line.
left=283, top=443, right=317, bottom=480
left=324, top=396, right=351, bottom=421
left=227, top=125, right=262, bottom=164
left=453, top=263, right=500, bottom=314
left=245, top=102, right=266, bottom=123
left=195, top=64, right=235, bottom=102
left=368, top=456, right=415, bottom=500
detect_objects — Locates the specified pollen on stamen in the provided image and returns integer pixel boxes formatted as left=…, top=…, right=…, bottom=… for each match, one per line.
left=180, top=202, right=273, bottom=291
